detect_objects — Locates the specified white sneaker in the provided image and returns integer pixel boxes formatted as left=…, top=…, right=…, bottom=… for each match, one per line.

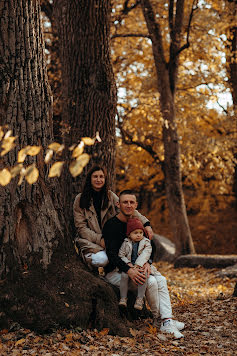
left=160, top=319, right=184, bottom=339
left=174, top=320, right=185, bottom=331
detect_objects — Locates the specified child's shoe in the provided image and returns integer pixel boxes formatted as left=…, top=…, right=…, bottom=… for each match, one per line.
left=119, top=298, right=127, bottom=307
left=134, top=297, right=144, bottom=310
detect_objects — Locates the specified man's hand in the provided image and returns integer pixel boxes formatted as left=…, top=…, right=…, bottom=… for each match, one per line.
left=141, top=262, right=151, bottom=278
left=100, top=238, right=105, bottom=248
left=127, top=267, right=147, bottom=285
left=145, top=225, right=154, bottom=240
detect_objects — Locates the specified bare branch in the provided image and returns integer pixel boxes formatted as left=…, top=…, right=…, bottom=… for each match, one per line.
left=173, top=0, right=199, bottom=58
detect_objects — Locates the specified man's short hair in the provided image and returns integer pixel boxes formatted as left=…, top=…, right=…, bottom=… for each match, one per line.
left=119, top=189, right=137, bottom=201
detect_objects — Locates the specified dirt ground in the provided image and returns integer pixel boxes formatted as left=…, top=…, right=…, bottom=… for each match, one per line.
left=1, top=262, right=236, bottom=355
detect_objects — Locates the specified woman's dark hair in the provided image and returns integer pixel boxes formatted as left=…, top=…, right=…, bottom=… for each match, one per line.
left=79, top=165, right=109, bottom=209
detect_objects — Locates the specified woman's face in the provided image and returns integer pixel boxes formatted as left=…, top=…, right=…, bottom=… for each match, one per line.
left=91, top=170, right=105, bottom=191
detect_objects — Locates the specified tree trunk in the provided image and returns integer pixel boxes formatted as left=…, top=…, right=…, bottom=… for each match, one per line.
left=0, top=0, right=67, bottom=278
left=0, top=0, right=129, bottom=335
left=141, top=0, right=195, bottom=255
left=225, top=0, right=237, bottom=207
left=53, top=0, right=117, bottom=211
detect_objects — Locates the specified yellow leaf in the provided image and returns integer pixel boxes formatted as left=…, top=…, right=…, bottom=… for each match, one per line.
left=96, top=131, right=102, bottom=142
left=69, top=161, right=84, bottom=178
left=48, top=142, right=64, bottom=153
left=71, top=141, right=84, bottom=158
left=82, top=137, right=95, bottom=145
left=10, top=164, right=23, bottom=178
left=1, top=136, right=16, bottom=156
left=45, top=149, right=54, bottom=163
left=0, top=168, right=11, bottom=186
left=27, top=146, right=41, bottom=156
left=15, top=338, right=25, bottom=346
left=76, top=153, right=90, bottom=166
left=18, top=147, right=29, bottom=163
left=25, top=165, right=39, bottom=184
left=48, top=142, right=61, bottom=151
left=0, top=127, right=4, bottom=141
left=4, top=130, right=12, bottom=139
left=48, top=161, right=64, bottom=178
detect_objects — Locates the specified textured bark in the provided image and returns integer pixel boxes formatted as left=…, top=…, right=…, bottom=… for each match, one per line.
left=141, top=0, right=195, bottom=255
left=53, top=0, right=117, bottom=203
left=0, top=0, right=68, bottom=278
left=0, top=0, right=132, bottom=335
left=225, top=0, right=237, bottom=207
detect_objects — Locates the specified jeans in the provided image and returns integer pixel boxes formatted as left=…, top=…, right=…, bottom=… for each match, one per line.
left=85, top=250, right=109, bottom=267
left=106, top=270, right=173, bottom=319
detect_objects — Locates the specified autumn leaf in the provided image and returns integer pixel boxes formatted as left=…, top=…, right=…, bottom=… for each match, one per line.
left=81, top=137, right=95, bottom=145
left=27, top=146, right=41, bottom=156
left=71, top=141, right=84, bottom=158
left=48, top=161, right=64, bottom=177
left=1, top=136, right=16, bottom=156
left=69, top=153, right=90, bottom=177
left=0, top=168, right=11, bottom=186
left=69, top=160, right=84, bottom=177
left=48, top=142, right=65, bottom=154
left=25, top=165, right=39, bottom=184
left=45, top=149, right=54, bottom=163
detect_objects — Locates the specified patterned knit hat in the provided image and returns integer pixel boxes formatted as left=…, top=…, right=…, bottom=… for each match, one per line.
left=126, top=218, right=145, bottom=236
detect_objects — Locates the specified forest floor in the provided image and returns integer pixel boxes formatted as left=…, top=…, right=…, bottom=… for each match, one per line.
left=1, top=262, right=236, bottom=356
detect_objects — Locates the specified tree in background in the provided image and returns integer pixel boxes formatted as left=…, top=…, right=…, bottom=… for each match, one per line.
left=111, top=0, right=236, bottom=254
left=53, top=0, right=117, bottom=191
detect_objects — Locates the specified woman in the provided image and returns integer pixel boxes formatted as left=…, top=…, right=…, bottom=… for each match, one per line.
left=73, top=165, right=151, bottom=268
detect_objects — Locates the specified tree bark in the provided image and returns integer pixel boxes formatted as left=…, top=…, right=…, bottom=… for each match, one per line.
left=0, top=0, right=67, bottom=278
left=53, top=0, right=117, bottom=206
left=141, top=0, right=195, bottom=255
left=0, top=0, right=128, bottom=335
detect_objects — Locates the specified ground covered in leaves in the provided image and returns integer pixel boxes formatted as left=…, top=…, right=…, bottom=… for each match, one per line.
left=1, top=262, right=236, bottom=355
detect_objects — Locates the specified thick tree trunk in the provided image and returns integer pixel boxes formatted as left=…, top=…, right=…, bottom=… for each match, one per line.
left=0, top=0, right=129, bottom=335
left=225, top=0, right=237, bottom=207
left=54, top=0, right=117, bottom=214
left=141, top=0, right=195, bottom=255
left=0, top=0, right=67, bottom=278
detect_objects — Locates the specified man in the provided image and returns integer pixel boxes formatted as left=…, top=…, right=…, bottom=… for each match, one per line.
left=103, top=190, right=185, bottom=338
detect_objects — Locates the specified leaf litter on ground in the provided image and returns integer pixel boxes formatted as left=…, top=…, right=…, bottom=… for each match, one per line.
left=0, top=262, right=236, bottom=355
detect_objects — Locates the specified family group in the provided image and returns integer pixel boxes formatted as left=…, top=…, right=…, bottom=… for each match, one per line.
left=73, top=165, right=185, bottom=338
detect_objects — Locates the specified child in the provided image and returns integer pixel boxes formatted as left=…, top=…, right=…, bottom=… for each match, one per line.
left=118, top=217, right=157, bottom=310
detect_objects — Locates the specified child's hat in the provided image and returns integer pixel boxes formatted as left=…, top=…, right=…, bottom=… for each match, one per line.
left=126, top=218, right=144, bottom=236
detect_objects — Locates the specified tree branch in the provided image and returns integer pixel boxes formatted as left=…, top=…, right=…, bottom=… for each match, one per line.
left=117, top=112, right=162, bottom=166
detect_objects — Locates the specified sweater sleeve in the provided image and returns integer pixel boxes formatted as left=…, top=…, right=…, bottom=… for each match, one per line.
left=103, top=219, right=130, bottom=273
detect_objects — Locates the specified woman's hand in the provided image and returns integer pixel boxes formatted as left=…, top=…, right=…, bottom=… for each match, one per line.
left=100, top=238, right=105, bottom=248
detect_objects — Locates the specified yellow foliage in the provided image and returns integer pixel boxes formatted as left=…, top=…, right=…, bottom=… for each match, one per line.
left=48, top=161, right=64, bottom=178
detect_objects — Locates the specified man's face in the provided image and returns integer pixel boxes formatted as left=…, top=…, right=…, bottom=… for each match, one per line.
left=118, top=194, right=138, bottom=217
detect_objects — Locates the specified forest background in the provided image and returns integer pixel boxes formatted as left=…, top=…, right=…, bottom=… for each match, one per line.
left=0, top=0, right=237, bottom=338
left=42, top=0, right=237, bottom=255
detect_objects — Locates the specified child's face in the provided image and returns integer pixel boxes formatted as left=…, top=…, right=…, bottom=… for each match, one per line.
left=129, top=229, right=144, bottom=242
